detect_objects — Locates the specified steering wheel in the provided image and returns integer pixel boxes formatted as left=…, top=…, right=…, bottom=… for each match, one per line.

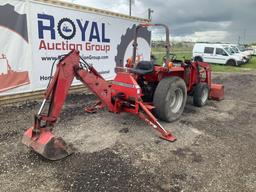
left=162, top=53, right=177, bottom=63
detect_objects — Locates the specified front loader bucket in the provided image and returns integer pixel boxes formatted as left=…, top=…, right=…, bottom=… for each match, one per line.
left=210, top=84, right=224, bottom=101
left=22, top=127, right=74, bottom=160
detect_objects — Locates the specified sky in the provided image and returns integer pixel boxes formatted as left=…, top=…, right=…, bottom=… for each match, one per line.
left=65, top=0, right=256, bottom=43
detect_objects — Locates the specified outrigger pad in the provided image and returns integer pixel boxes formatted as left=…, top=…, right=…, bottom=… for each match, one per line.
left=22, top=127, right=74, bottom=160
left=160, top=134, right=177, bottom=142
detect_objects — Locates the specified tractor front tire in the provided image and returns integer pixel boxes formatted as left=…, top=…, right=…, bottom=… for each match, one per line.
left=193, top=83, right=209, bottom=107
left=153, top=77, right=187, bottom=122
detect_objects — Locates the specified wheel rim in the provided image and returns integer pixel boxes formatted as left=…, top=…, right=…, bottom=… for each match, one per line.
left=169, top=88, right=183, bottom=113
left=201, top=88, right=208, bottom=104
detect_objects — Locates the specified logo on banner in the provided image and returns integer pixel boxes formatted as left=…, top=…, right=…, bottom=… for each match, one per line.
left=57, top=18, right=76, bottom=40
left=37, top=14, right=111, bottom=52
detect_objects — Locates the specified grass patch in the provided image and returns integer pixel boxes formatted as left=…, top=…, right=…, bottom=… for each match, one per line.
left=211, top=57, right=256, bottom=72
left=241, top=57, right=256, bottom=69
left=152, top=49, right=256, bottom=72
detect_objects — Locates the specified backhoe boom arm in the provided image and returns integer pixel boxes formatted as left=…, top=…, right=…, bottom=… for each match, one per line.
left=38, top=50, right=113, bottom=127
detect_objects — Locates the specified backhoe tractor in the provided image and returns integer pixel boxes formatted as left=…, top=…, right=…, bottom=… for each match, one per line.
left=22, top=23, right=224, bottom=160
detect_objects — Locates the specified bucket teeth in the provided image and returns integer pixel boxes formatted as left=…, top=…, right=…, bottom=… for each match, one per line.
left=41, top=137, right=74, bottom=160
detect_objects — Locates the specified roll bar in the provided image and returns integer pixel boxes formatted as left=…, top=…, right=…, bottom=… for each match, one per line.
left=132, top=23, right=171, bottom=64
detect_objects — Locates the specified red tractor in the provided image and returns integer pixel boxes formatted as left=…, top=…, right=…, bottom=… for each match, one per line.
left=22, top=23, right=224, bottom=160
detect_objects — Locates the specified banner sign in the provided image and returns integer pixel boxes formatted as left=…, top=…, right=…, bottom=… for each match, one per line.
left=0, top=0, right=151, bottom=96
left=0, top=1, right=31, bottom=95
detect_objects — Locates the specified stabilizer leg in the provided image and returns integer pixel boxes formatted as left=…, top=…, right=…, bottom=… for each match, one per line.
left=137, top=102, right=176, bottom=142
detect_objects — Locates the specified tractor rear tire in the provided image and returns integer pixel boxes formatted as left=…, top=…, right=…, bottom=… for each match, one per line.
left=193, top=83, right=209, bottom=107
left=153, top=77, right=187, bottom=122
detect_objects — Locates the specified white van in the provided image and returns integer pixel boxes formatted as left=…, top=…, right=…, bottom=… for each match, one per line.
left=229, top=44, right=251, bottom=61
left=223, top=44, right=249, bottom=63
left=193, top=43, right=245, bottom=66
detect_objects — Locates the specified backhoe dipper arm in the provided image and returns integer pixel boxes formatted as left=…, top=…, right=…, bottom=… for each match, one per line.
left=41, top=51, right=80, bottom=125
left=35, top=50, right=113, bottom=129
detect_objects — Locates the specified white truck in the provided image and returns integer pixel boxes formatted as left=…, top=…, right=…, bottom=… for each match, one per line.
left=193, top=43, right=245, bottom=66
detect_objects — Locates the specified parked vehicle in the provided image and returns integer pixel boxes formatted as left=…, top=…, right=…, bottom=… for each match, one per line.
left=238, top=45, right=253, bottom=56
left=229, top=44, right=251, bottom=61
left=193, top=43, right=245, bottom=66
left=252, top=46, right=256, bottom=56
left=222, top=44, right=249, bottom=63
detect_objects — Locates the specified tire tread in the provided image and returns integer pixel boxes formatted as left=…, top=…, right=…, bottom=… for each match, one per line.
left=153, top=77, right=187, bottom=122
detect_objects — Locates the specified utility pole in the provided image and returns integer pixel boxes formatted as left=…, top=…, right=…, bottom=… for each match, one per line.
left=148, top=8, right=154, bottom=20
left=243, top=29, right=247, bottom=44
left=238, top=36, right=241, bottom=44
left=129, top=0, right=132, bottom=16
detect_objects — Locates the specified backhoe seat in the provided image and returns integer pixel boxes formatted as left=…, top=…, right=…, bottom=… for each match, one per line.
left=130, top=61, right=154, bottom=75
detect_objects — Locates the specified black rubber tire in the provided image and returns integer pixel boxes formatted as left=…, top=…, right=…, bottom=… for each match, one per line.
left=194, top=56, right=203, bottom=62
left=226, top=59, right=237, bottom=66
left=153, top=77, right=187, bottom=122
left=193, top=83, right=209, bottom=107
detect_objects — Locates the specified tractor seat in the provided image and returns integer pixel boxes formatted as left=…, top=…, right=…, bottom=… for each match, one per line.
left=130, top=61, right=154, bottom=75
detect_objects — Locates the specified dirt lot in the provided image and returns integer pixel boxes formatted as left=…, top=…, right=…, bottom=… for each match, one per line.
left=0, top=72, right=256, bottom=192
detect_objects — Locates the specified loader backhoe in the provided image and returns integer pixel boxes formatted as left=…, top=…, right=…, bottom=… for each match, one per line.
left=22, top=23, right=224, bottom=160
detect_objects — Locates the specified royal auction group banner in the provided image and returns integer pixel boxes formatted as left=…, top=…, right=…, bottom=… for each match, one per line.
left=0, top=0, right=151, bottom=96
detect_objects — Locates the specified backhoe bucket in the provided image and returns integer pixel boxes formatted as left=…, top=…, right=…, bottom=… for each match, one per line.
left=22, top=127, right=74, bottom=160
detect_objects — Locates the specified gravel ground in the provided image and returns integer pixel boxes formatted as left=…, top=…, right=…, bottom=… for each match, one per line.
left=0, top=72, right=256, bottom=192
